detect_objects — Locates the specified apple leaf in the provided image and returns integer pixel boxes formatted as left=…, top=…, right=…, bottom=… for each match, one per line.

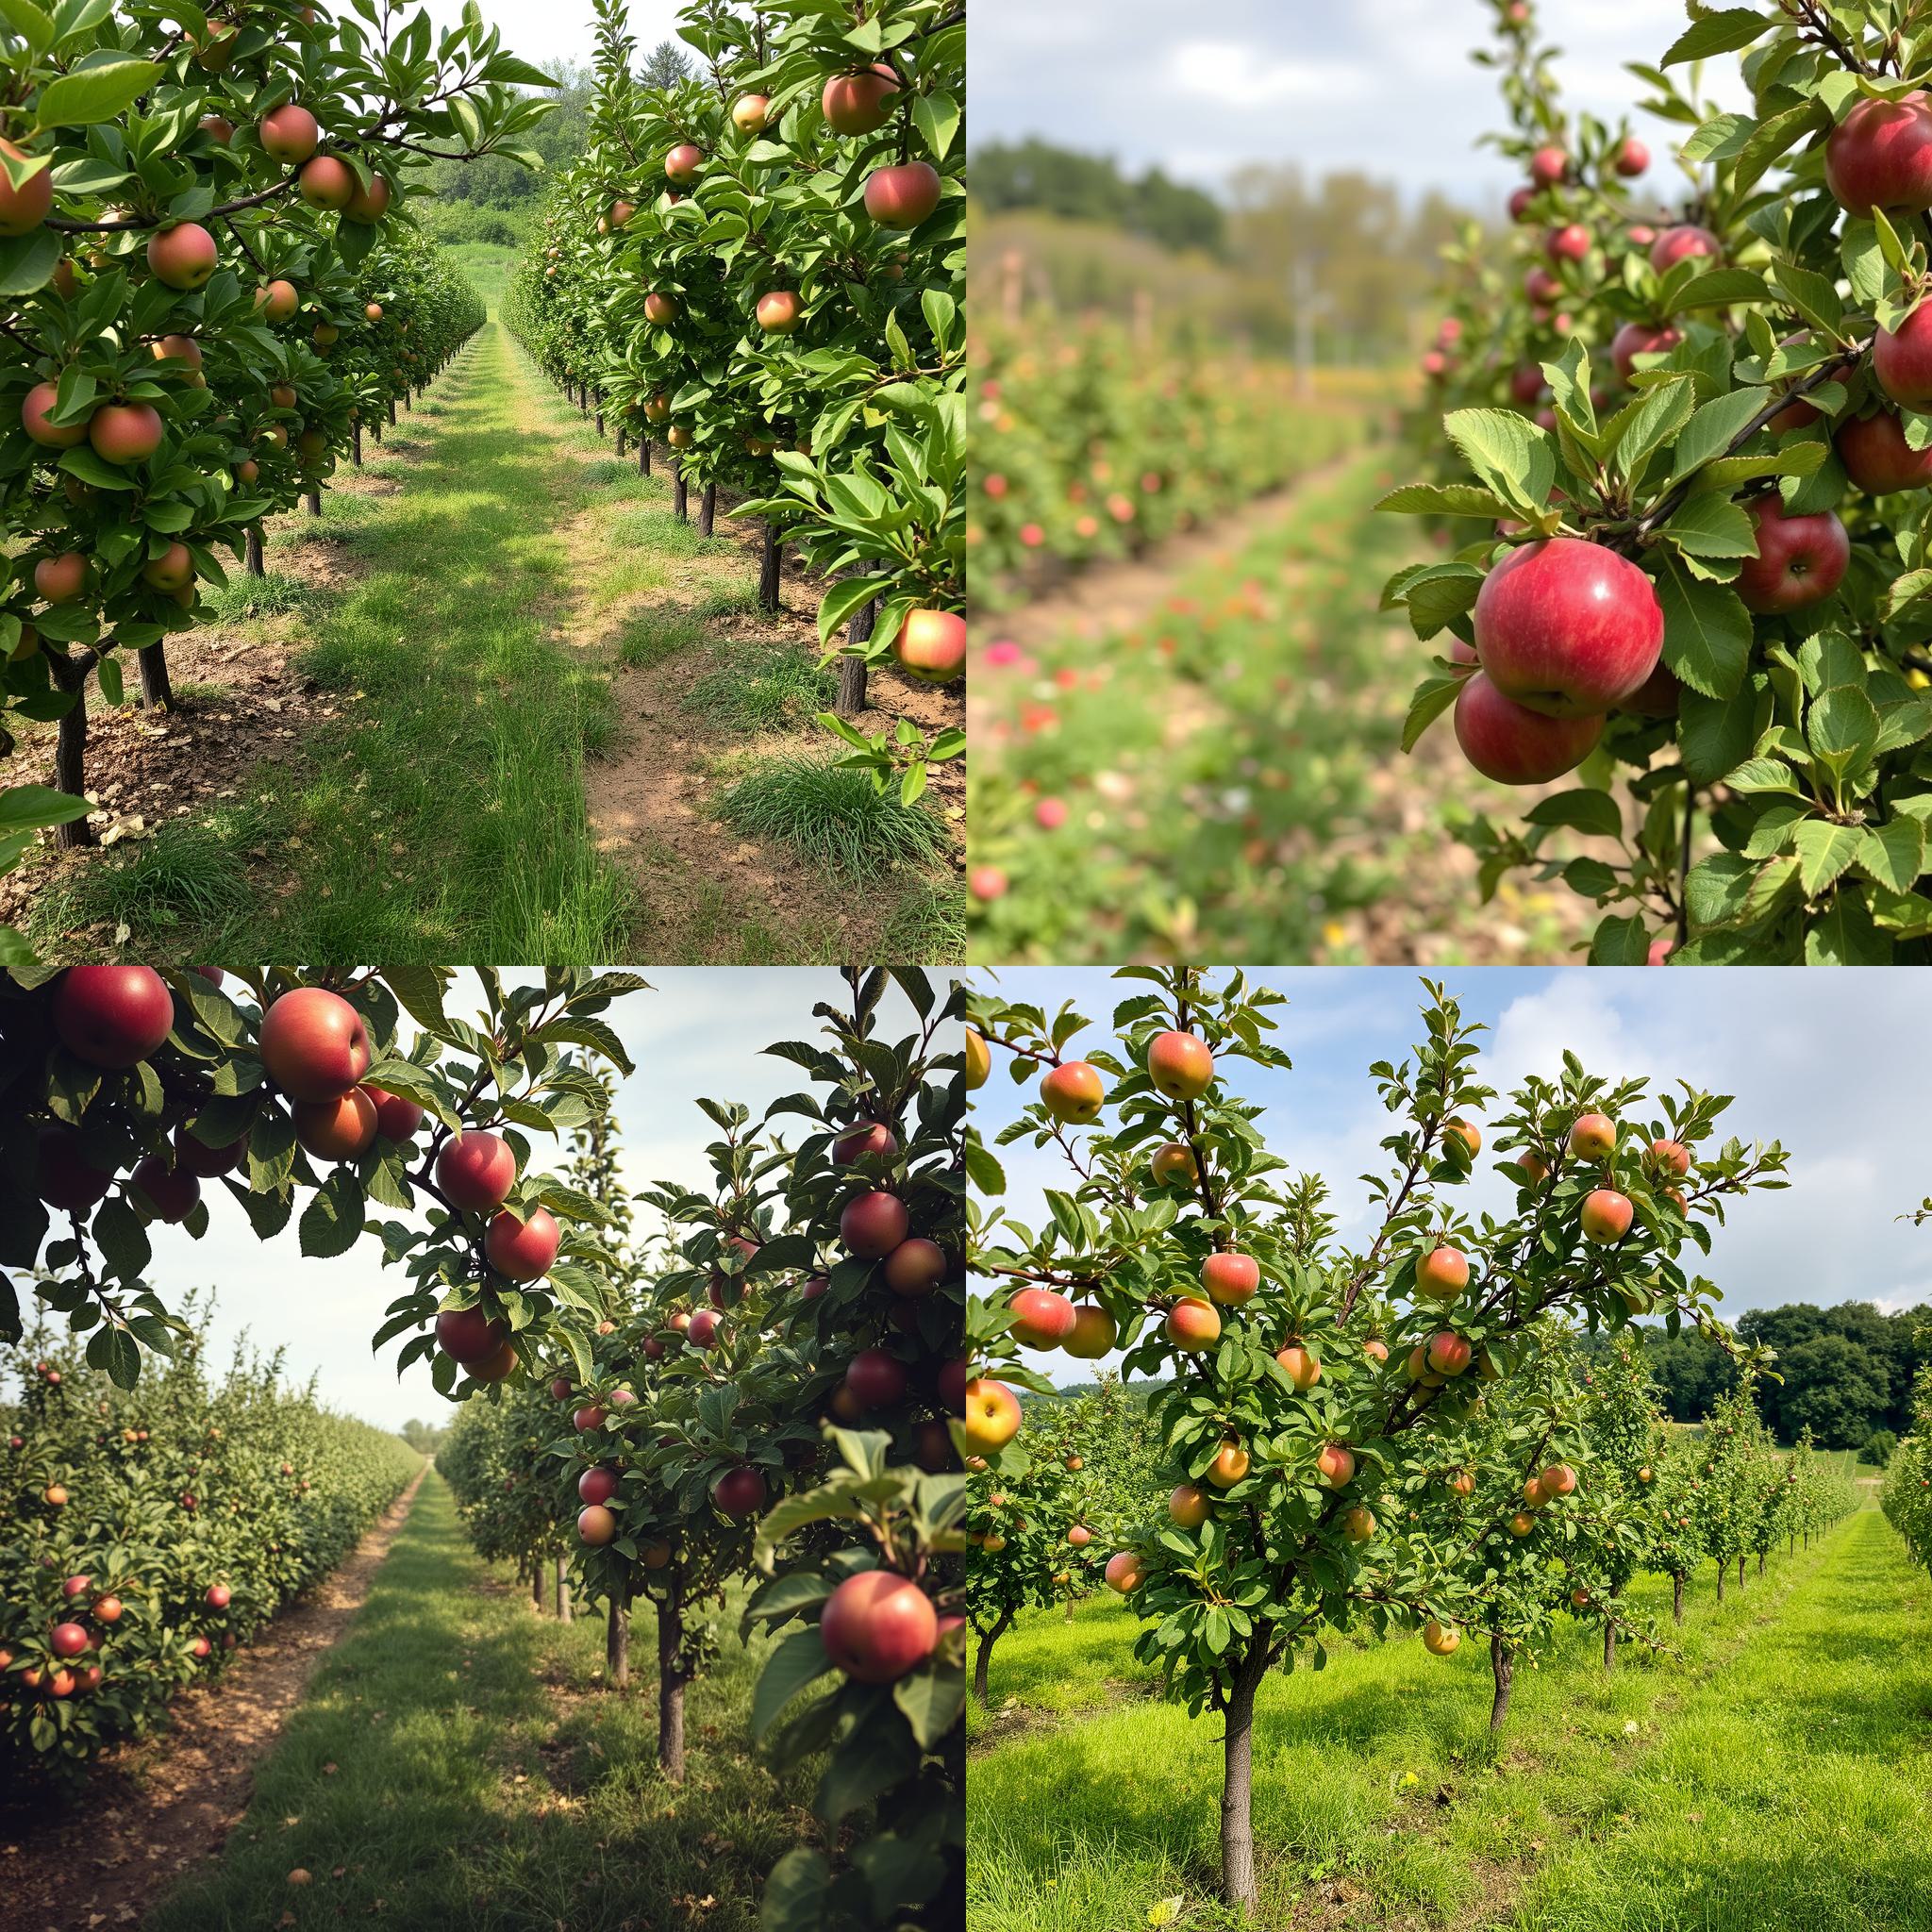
left=1589, top=913, right=1651, bottom=965
left=1660, top=8, right=1774, bottom=65
left=1657, top=557, right=1753, bottom=699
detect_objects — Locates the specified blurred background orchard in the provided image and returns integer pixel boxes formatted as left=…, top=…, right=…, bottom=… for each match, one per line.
left=966, top=0, right=1743, bottom=965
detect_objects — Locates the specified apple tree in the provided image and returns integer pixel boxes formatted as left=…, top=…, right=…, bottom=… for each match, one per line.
left=1881, top=1364, right=1932, bottom=1574
left=966, top=965, right=1788, bottom=1912
left=1390, top=0, right=1932, bottom=962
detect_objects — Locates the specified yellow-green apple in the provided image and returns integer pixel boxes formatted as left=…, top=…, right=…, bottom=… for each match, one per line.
left=1169, top=1484, right=1210, bottom=1527
left=1104, top=1551, right=1145, bottom=1593
left=1061, top=1305, right=1117, bottom=1357
left=1166, top=1296, right=1222, bottom=1352
left=1415, top=1243, right=1469, bottom=1300
left=1824, top=91, right=1932, bottom=216
left=1315, top=1441, right=1356, bottom=1489
left=1580, top=1189, right=1634, bottom=1243
left=1444, top=1116, right=1482, bottom=1159
left=1423, top=1619, right=1460, bottom=1656
left=965, top=1028, right=990, bottom=1089
left=1008, top=1287, right=1076, bottom=1349
left=1145, top=1028, right=1213, bottom=1100
left=1341, top=1506, right=1376, bottom=1542
left=1206, top=1439, right=1250, bottom=1488
left=1200, top=1252, right=1259, bottom=1306
left=1149, top=1141, right=1197, bottom=1187
left=962, top=1378, right=1021, bottom=1455
left=1541, top=1463, right=1577, bottom=1497
left=1474, top=538, right=1664, bottom=718
left=1736, top=499, right=1848, bottom=613
left=1569, top=1113, right=1616, bottom=1159
left=1040, top=1060, right=1105, bottom=1123
left=1274, top=1342, right=1321, bottom=1390
left=1455, top=672, right=1604, bottom=784
left=732, top=93, right=770, bottom=132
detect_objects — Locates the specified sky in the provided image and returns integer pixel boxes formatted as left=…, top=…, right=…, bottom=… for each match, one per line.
left=12, top=970, right=930, bottom=1434
left=970, top=0, right=1751, bottom=209
left=970, top=967, right=1932, bottom=1386
left=414, top=0, right=686, bottom=80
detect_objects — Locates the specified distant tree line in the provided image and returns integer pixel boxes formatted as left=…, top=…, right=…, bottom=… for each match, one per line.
left=972, top=139, right=1227, bottom=255
left=1036, top=1299, right=1925, bottom=1454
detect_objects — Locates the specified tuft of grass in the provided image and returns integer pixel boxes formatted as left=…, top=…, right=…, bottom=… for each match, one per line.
left=143, top=1471, right=819, bottom=1932
left=879, top=875, right=967, bottom=964
left=616, top=608, right=706, bottom=668
left=605, top=505, right=708, bottom=556
left=202, top=570, right=319, bottom=622
left=718, top=755, right=950, bottom=878
left=684, top=642, right=834, bottom=731
left=31, top=821, right=253, bottom=949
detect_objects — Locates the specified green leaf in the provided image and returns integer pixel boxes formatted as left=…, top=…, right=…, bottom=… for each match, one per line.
left=36, top=59, right=161, bottom=129
left=1401, top=669, right=1465, bottom=754
left=1668, top=387, right=1772, bottom=483
left=1657, top=557, right=1753, bottom=699
left=1524, top=788, right=1622, bottom=840
left=1806, top=683, right=1880, bottom=783
left=1678, top=683, right=1758, bottom=784
left=1589, top=913, right=1652, bottom=965
left=1659, top=490, right=1757, bottom=561
left=1857, top=817, right=1925, bottom=894
left=1660, top=8, right=1773, bottom=65
left=1442, top=408, right=1556, bottom=517
left=751, top=1627, right=837, bottom=1742
left=1790, top=819, right=1860, bottom=895
left=299, top=1168, right=366, bottom=1258
left=1374, top=483, right=1513, bottom=518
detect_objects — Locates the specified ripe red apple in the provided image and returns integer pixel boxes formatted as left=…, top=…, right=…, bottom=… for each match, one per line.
left=130, top=1154, right=199, bottom=1223
left=344, top=174, right=391, bottom=223
left=577, top=1504, right=618, bottom=1545
left=147, top=222, right=218, bottom=290
left=1146, top=1028, right=1213, bottom=1100
left=1736, top=498, right=1848, bottom=613
left=52, top=965, right=173, bottom=1067
left=664, top=142, right=704, bottom=183
left=712, top=1466, right=767, bottom=1518
left=1166, top=1296, right=1222, bottom=1352
left=1507, top=185, right=1535, bottom=222
left=1547, top=223, right=1591, bottom=263
left=756, top=290, right=802, bottom=334
left=1824, top=91, right=1932, bottom=216
left=1200, top=1252, right=1259, bottom=1306
left=962, top=1377, right=1020, bottom=1454
left=35, top=1125, right=114, bottom=1215
left=1150, top=1141, right=1197, bottom=1187
left=1364, top=1338, right=1391, bottom=1364
left=733, top=93, right=771, bottom=133
left=1609, top=321, right=1683, bottom=383
left=199, top=113, right=235, bottom=144
left=1541, top=1463, right=1578, bottom=1497
left=293, top=1086, right=378, bottom=1161
left=92, top=1596, right=122, bottom=1623
left=1275, top=1342, right=1321, bottom=1391
left=820, top=1570, right=938, bottom=1682
left=823, top=64, right=901, bottom=135
left=1454, top=672, right=1604, bottom=785
left=1315, top=1442, right=1356, bottom=1489
left=436, top=1130, right=516, bottom=1212
left=1426, top=1331, right=1473, bottom=1376
left=864, top=161, right=941, bottom=228
left=1413, top=1244, right=1470, bottom=1303
left=1524, top=264, right=1562, bottom=305
left=840, top=1190, right=909, bottom=1257
left=1570, top=1112, right=1616, bottom=1158
left=1008, top=1286, right=1076, bottom=1348
left=1529, top=145, right=1567, bottom=186
left=90, top=401, right=164, bottom=466
left=1206, top=1440, right=1250, bottom=1489
left=1651, top=1138, right=1691, bottom=1176
left=1614, top=137, right=1649, bottom=175
left=486, top=1206, right=560, bottom=1281
left=882, top=1237, right=946, bottom=1297
left=1650, top=225, right=1719, bottom=275
left=21, top=380, right=87, bottom=449
left=1837, top=408, right=1932, bottom=493
left=891, top=608, right=966, bottom=683
left=573, top=1402, right=608, bottom=1432
left=259, top=987, right=371, bottom=1101
left=189, top=1637, right=211, bottom=1659
left=61, top=1575, right=91, bottom=1599
left=298, top=155, right=355, bottom=209
left=142, top=541, right=195, bottom=591
left=259, top=103, right=321, bottom=163
left=436, top=1306, right=508, bottom=1364
left=34, top=552, right=85, bottom=603
left=1040, top=1060, right=1105, bottom=1122
left=1104, top=1551, right=1145, bottom=1593
left=688, top=1308, right=723, bottom=1349
left=364, top=1087, right=423, bottom=1142
left=846, top=1348, right=908, bottom=1408
left=578, top=1466, right=619, bottom=1506
left=206, top=1584, right=230, bottom=1609
left=50, top=1622, right=89, bottom=1657
left=830, top=1120, right=898, bottom=1165
left=175, top=1121, right=245, bottom=1177
left=1580, top=1189, right=1634, bottom=1243
left=1508, top=363, right=1547, bottom=408
left=0, top=137, right=52, bottom=235
left=1474, top=537, right=1664, bottom=717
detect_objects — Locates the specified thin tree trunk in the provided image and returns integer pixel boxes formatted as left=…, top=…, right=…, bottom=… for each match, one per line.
left=758, top=523, right=781, bottom=612
left=531, top=1563, right=543, bottom=1611
left=616, top=426, right=626, bottom=458
left=387, top=397, right=396, bottom=426
left=607, top=1596, right=629, bottom=1687
left=673, top=459, right=688, bottom=522
left=137, top=643, right=173, bottom=710
left=1220, top=1649, right=1264, bottom=1912
left=1738, top=1554, right=1745, bottom=1590
left=1715, top=1558, right=1725, bottom=1603
left=973, top=1608, right=1011, bottom=1708
left=555, top=1556, right=571, bottom=1623
left=639, top=437, right=651, bottom=476
left=1757, top=1550, right=1765, bottom=1575
left=1490, top=1632, right=1514, bottom=1731
left=699, top=482, right=716, bottom=536
left=372, top=417, right=382, bottom=444
left=1673, top=1571, right=1684, bottom=1624
left=352, top=421, right=362, bottom=466
left=49, top=648, right=94, bottom=849
left=838, top=594, right=875, bottom=719
left=1604, top=1581, right=1622, bottom=1672
left=658, top=1575, right=687, bottom=1781
left=305, top=487, right=321, bottom=516
left=594, top=391, right=605, bottom=437
left=246, top=525, right=264, bottom=577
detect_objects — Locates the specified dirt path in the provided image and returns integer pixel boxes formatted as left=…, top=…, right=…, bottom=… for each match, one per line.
left=0, top=1468, right=425, bottom=1932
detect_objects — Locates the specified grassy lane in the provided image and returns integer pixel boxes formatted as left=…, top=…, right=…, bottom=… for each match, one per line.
left=967, top=1504, right=1931, bottom=1932
left=145, top=1468, right=813, bottom=1932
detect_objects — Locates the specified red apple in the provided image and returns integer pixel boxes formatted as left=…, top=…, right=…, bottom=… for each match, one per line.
left=864, top=161, right=941, bottom=228
left=1580, top=1189, right=1634, bottom=1242
left=1547, top=223, right=1591, bottom=263
left=1315, top=1442, right=1356, bottom=1489
left=820, top=1570, right=938, bottom=1682
left=573, top=1403, right=608, bottom=1432
left=840, top=1190, right=909, bottom=1257
left=1008, top=1286, right=1076, bottom=1348
left=486, top=1206, right=560, bottom=1281
left=52, top=965, right=173, bottom=1067
left=1145, top=1028, right=1213, bottom=1100
left=578, top=1466, right=619, bottom=1506
left=1165, top=1296, right=1222, bottom=1351
left=664, top=142, right=704, bottom=183
left=129, top=1154, right=199, bottom=1223
left=22, top=380, right=87, bottom=448
left=1824, top=91, right=1932, bottom=216
left=882, top=1237, right=945, bottom=1297
left=1104, top=1551, right=1145, bottom=1593
left=1529, top=146, right=1567, bottom=186
left=292, top=1086, right=378, bottom=1161
left=1475, top=537, right=1663, bottom=717
left=891, top=608, right=966, bottom=684
left=297, top=155, right=355, bottom=209
left=1609, top=321, right=1683, bottom=383
left=0, top=137, right=52, bottom=235
left=1649, top=225, right=1719, bottom=274
left=1736, top=498, right=1848, bottom=613
left=1415, top=1244, right=1470, bottom=1300
left=1200, top=1253, right=1259, bottom=1306
left=845, top=1348, right=908, bottom=1408
left=436, top=1306, right=508, bottom=1364
left=259, top=103, right=321, bottom=162
left=1614, top=137, right=1649, bottom=176
left=206, top=1584, right=230, bottom=1609
left=366, top=1087, right=423, bottom=1142
left=712, top=1467, right=767, bottom=1518
left=823, top=64, right=902, bottom=135
left=1040, top=1060, right=1105, bottom=1122
left=146, top=222, right=218, bottom=290
left=89, top=401, right=164, bottom=465
left=436, top=1130, right=516, bottom=1212
left=1837, top=408, right=1932, bottom=494
left=1275, top=1343, right=1321, bottom=1391
left=1454, top=673, right=1605, bottom=784
left=756, top=290, right=802, bottom=334
left=50, top=1623, right=89, bottom=1657
left=688, top=1308, right=723, bottom=1349
left=577, top=1504, right=618, bottom=1545
left=35, top=1126, right=114, bottom=1215
left=259, top=987, right=371, bottom=1101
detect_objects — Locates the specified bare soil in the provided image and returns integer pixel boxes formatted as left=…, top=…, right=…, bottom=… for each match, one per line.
left=0, top=1470, right=423, bottom=1932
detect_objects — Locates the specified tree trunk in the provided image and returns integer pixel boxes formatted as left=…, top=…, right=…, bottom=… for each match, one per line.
left=137, top=642, right=173, bottom=710
left=1673, top=1572, right=1684, bottom=1624
left=1738, top=1554, right=1745, bottom=1590
left=615, top=426, right=626, bottom=458
left=352, top=421, right=362, bottom=466
left=372, top=417, right=382, bottom=444
left=246, top=525, right=264, bottom=577
left=658, top=1576, right=687, bottom=1781
left=387, top=396, right=397, bottom=426
left=607, top=1596, right=629, bottom=1687
left=555, top=1556, right=571, bottom=1623
left=973, top=1608, right=1011, bottom=1709
left=639, top=437, right=651, bottom=476
left=838, top=595, right=875, bottom=719
left=594, top=392, right=605, bottom=438
left=699, top=482, right=716, bottom=537
left=1490, top=1633, right=1514, bottom=1732
left=758, top=523, right=781, bottom=612
left=1219, top=1651, right=1264, bottom=1913
left=673, top=460, right=688, bottom=522
left=305, top=487, right=321, bottom=516
left=1715, top=1558, right=1725, bottom=1603
left=48, top=648, right=94, bottom=849
left=531, top=1563, right=543, bottom=1611
left=1604, top=1581, right=1622, bottom=1672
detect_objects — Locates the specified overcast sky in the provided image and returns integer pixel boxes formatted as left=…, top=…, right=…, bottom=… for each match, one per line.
left=416, top=0, right=676, bottom=77
left=971, top=968, right=1932, bottom=1387
left=10, top=971, right=926, bottom=1434
left=971, top=0, right=1750, bottom=208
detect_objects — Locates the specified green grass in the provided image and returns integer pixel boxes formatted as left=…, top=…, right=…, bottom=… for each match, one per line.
left=685, top=641, right=836, bottom=732
left=969, top=1504, right=1932, bottom=1932
left=144, top=1468, right=814, bottom=1932
left=719, top=755, right=952, bottom=877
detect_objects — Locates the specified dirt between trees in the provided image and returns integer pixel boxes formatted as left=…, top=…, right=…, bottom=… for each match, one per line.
left=0, top=1467, right=425, bottom=1932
